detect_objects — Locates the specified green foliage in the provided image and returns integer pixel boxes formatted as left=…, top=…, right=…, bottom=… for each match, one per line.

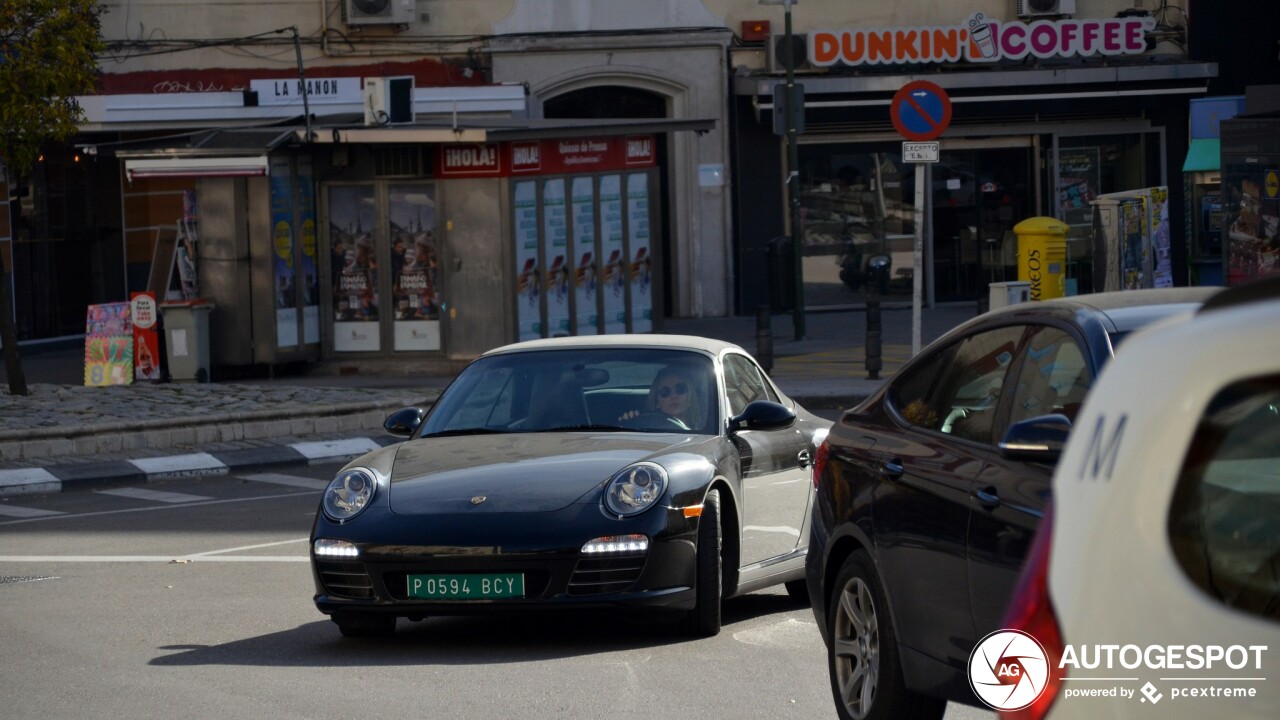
left=0, top=0, right=104, bottom=177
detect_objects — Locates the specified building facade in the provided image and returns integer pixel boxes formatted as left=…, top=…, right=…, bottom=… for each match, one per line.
left=3, top=1, right=1226, bottom=367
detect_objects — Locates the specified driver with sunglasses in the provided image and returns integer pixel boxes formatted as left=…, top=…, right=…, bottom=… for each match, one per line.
left=619, top=366, right=704, bottom=431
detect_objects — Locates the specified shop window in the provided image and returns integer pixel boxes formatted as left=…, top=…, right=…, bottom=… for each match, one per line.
left=375, top=147, right=424, bottom=177
left=1168, top=374, right=1280, bottom=622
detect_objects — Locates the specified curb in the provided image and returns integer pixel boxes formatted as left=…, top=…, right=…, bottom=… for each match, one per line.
left=0, top=436, right=401, bottom=497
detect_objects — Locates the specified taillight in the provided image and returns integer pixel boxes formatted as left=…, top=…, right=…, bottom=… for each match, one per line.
left=1000, top=501, right=1064, bottom=720
left=812, top=439, right=830, bottom=489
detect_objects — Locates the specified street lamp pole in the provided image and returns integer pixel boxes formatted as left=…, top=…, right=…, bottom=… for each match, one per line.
left=783, top=0, right=805, bottom=340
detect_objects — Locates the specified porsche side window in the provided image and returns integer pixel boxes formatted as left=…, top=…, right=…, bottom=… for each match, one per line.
left=723, top=354, right=777, bottom=417
left=894, top=326, right=1025, bottom=443
left=1168, top=374, right=1280, bottom=623
left=1007, top=326, right=1092, bottom=427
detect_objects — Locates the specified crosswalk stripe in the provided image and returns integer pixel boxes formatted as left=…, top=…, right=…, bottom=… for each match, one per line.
left=0, top=504, right=64, bottom=518
left=96, top=488, right=213, bottom=504
left=239, top=473, right=328, bottom=490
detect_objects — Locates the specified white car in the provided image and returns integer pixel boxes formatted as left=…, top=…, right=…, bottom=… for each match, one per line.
left=999, top=279, right=1280, bottom=719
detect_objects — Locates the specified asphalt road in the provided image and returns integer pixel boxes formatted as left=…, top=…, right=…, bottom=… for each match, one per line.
left=0, top=463, right=993, bottom=720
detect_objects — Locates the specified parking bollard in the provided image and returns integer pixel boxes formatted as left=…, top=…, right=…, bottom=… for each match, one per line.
left=865, top=295, right=882, bottom=380
left=756, top=305, right=774, bottom=374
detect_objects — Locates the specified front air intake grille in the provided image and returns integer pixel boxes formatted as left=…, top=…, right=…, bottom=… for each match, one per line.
left=317, top=560, right=374, bottom=599
left=567, top=554, right=647, bottom=596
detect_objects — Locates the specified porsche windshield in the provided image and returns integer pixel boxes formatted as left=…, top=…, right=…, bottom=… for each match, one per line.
left=421, top=348, right=718, bottom=436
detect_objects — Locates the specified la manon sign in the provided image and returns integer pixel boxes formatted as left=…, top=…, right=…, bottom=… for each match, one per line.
left=810, top=11, right=1155, bottom=67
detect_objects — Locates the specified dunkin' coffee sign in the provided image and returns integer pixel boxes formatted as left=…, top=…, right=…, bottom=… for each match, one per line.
left=436, top=136, right=656, bottom=178
left=810, top=11, right=1155, bottom=67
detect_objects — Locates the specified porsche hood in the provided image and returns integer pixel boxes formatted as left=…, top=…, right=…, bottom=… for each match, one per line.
left=387, top=433, right=693, bottom=514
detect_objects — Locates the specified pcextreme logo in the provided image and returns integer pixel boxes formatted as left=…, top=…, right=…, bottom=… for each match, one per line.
left=969, top=630, right=1050, bottom=711
left=969, top=630, right=1269, bottom=710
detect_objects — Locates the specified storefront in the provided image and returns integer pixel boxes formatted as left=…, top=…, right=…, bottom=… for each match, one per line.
left=731, top=11, right=1215, bottom=310
left=106, top=117, right=709, bottom=367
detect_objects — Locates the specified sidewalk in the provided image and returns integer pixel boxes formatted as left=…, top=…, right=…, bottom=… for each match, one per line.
left=0, top=303, right=978, bottom=494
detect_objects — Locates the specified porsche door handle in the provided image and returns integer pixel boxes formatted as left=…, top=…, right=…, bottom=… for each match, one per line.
left=973, top=486, right=1002, bottom=509
left=797, top=450, right=812, bottom=469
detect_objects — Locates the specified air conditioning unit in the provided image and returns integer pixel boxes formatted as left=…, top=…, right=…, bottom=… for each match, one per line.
left=1017, top=0, right=1076, bottom=18
left=364, top=77, right=415, bottom=126
left=344, top=0, right=415, bottom=27
left=768, top=33, right=812, bottom=73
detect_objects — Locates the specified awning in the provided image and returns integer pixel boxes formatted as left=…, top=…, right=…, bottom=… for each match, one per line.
left=124, top=155, right=269, bottom=180
left=305, top=116, right=717, bottom=144
left=1182, top=138, right=1221, bottom=173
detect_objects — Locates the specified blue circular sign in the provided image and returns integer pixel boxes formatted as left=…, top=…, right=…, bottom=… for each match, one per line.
left=891, top=81, right=952, bottom=142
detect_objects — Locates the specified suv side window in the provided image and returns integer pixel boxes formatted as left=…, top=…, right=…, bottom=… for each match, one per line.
left=723, top=354, right=778, bottom=417
left=1168, top=374, right=1280, bottom=622
left=892, top=326, right=1026, bottom=443
left=1006, top=326, right=1093, bottom=427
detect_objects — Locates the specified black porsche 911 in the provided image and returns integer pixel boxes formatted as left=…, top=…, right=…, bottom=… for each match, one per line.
left=311, top=335, right=831, bottom=638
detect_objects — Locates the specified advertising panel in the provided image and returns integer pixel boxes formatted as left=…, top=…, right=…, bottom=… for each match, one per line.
left=571, top=176, right=598, bottom=335
left=269, top=157, right=298, bottom=348
left=131, top=292, right=161, bottom=381
left=389, top=184, right=440, bottom=351
left=298, top=157, right=320, bottom=344
left=514, top=180, right=542, bottom=341
left=600, top=175, right=627, bottom=334
left=543, top=179, right=570, bottom=337
left=328, top=185, right=380, bottom=352
left=84, top=302, right=133, bottom=386
left=626, top=173, right=652, bottom=333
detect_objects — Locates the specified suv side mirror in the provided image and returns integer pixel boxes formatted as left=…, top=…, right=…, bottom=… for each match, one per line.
left=384, top=407, right=427, bottom=438
left=999, top=413, right=1072, bottom=462
left=729, top=400, right=797, bottom=433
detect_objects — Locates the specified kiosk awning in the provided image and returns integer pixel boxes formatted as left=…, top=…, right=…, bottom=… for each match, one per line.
left=304, top=116, right=716, bottom=144
left=1182, top=138, right=1221, bottom=173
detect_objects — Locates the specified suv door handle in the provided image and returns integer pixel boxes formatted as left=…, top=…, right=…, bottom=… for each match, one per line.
left=973, top=486, right=1002, bottom=509
left=882, top=460, right=904, bottom=478
left=797, top=450, right=812, bottom=469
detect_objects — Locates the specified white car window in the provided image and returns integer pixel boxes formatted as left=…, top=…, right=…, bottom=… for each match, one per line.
left=1168, top=374, right=1280, bottom=622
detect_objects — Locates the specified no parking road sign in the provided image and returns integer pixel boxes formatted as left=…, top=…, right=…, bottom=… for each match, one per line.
left=891, top=80, right=952, bottom=142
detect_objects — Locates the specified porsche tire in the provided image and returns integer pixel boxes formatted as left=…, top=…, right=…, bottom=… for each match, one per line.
left=686, top=488, right=723, bottom=637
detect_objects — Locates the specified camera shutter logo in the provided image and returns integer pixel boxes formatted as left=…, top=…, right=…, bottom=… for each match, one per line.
left=968, top=629, right=1051, bottom=711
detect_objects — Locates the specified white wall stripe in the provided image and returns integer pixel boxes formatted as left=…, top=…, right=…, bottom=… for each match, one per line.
left=291, top=438, right=380, bottom=460
left=240, top=473, right=328, bottom=490
left=97, top=488, right=213, bottom=504
left=129, top=453, right=228, bottom=476
left=0, top=505, right=65, bottom=518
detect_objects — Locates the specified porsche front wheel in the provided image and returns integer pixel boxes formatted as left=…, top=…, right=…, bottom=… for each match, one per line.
left=686, top=488, right=722, bottom=637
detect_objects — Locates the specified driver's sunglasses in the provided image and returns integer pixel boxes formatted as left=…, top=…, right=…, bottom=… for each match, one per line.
left=658, top=382, right=689, bottom=399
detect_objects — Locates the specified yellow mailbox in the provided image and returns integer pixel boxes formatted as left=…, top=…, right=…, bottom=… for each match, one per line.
left=1014, top=217, right=1069, bottom=300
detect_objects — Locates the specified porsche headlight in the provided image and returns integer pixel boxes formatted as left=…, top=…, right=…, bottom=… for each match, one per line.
left=322, top=468, right=377, bottom=522
left=604, top=462, right=668, bottom=517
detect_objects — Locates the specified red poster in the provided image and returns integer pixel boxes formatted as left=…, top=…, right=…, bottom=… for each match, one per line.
left=131, top=292, right=162, bottom=381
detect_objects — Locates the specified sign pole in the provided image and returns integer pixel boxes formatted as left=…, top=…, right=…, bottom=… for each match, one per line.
left=912, top=164, right=924, bottom=355
left=784, top=0, right=805, bottom=340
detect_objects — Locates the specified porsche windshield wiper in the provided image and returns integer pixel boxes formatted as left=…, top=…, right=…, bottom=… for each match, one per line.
left=420, top=428, right=511, bottom=438
left=533, top=424, right=632, bottom=433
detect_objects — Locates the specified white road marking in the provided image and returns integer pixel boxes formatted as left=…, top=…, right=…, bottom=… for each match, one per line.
left=97, top=488, right=213, bottom=504
left=0, top=490, right=315, bottom=526
left=291, top=438, right=380, bottom=460
left=186, top=538, right=309, bottom=557
left=129, top=453, right=228, bottom=476
left=240, top=473, right=327, bottom=490
left=0, top=504, right=65, bottom=518
left=733, top=618, right=821, bottom=650
left=0, top=556, right=308, bottom=563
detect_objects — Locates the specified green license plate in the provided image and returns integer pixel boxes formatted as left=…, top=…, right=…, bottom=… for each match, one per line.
left=407, top=573, right=525, bottom=600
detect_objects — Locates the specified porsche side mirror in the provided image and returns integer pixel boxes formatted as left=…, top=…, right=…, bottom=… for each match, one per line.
left=998, top=413, right=1072, bottom=462
left=384, top=407, right=427, bottom=438
left=729, top=400, right=796, bottom=433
